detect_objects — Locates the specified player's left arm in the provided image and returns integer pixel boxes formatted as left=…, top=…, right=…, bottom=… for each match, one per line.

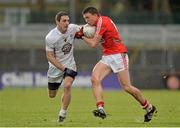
left=82, top=34, right=102, bottom=48
left=72, top=23, right=84, bottom=39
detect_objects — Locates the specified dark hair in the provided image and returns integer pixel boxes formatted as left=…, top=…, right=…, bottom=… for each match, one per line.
left=55, top=11, right=68, bottom=21
left=82, top=6, right=99, bottom=15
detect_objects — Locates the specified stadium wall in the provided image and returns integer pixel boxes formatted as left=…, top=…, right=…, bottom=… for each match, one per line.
left=0, top=24, right=180, bottom=89
left=0, top=72, right=121, bottom=90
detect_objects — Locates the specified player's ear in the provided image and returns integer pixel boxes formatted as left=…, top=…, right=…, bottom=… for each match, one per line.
left=55, top=16, right=60, bottom=24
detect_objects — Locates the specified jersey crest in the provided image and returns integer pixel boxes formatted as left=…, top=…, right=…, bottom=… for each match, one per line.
left=61, top=43, right=72, bottom=55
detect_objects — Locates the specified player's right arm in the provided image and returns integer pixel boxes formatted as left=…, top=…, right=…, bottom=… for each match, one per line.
left=46, top=51, right=65, bottom=71
left=45, top=35, right=65, bottom=72
left=82, top=34, right=101, bottom=48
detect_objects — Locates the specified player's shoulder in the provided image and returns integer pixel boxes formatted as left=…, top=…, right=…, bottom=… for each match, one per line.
left=45, top=27, right=59, bottom=43
left=97, top=16, right=110, bottom=26
left=69, top=23, right=79, bottom=27
left=67, top=24, right=81, bottom=33
left=101, top=16, right=110, bottom=19
left=101, top=16, right=111, bottom=22
left=68, top=24, right=80, bottom=31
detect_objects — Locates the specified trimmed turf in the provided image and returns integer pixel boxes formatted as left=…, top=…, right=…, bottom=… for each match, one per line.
left=0, top=87, right=180, bottom=127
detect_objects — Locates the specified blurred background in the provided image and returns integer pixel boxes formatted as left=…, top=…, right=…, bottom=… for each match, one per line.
left=0, top=0, right=180, bottom=90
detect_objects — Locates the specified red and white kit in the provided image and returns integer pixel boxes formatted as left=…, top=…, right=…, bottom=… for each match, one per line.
left=95, top=16, right=128, bottom=72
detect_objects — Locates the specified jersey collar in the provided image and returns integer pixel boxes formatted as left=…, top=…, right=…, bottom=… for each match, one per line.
left=95, top=16, right=101, bottom=26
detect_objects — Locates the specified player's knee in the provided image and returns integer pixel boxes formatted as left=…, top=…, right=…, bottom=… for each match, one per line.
left=48, top=89, right=57, bottom=98
left=122, top=84, right=131, bottom=92
left=122, top=84, right=140, bottom=95
left=64, top=82, right=72, bottom=90
left=49, top=93, right=56, bottom=98
left=91, top=76, right=100, bottom=86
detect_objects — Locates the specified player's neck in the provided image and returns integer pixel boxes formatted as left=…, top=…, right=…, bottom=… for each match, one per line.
left=57, top=26, right=66, bottom=34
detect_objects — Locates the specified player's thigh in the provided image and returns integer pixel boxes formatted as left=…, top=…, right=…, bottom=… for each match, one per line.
left=92, top=61, right=112, bottom=81
left=48, top=76, right=63, bottom=97
left=63, top=76, right=74, bottom=88
left=116, top=69, right=131, bottom=87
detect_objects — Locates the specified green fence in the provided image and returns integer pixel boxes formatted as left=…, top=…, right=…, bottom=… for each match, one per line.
left=27, top=11, right=180, bottom=24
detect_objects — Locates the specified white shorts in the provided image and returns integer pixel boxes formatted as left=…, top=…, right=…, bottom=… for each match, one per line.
left=48, top=73, right=64, bottom=83
left=47, top=63, right=76, bottom=83
left=100, top=53, right=129, bottom=73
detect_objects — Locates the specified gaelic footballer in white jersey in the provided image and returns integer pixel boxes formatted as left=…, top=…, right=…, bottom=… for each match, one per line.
left=45, top=24, right=80, bottom=83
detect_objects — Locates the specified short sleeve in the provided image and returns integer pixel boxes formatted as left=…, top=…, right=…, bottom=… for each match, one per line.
left=70, top=24, right=81, bottom=33
left=45, top=36, right=55, bottom=51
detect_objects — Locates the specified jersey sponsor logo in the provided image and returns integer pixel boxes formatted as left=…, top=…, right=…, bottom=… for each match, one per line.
left=61, top=43, right=72, bottom=55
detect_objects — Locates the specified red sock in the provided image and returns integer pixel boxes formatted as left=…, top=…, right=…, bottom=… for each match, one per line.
left=96, top=101, right=104, bottom=108
left=141, top=100, right=149, bottom=109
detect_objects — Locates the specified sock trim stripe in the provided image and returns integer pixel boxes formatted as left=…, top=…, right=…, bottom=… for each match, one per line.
left=96, top=101, right=104, bottom=107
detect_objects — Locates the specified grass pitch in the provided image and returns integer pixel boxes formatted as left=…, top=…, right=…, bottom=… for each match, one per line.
left=0, top=87, right=180, bottom=127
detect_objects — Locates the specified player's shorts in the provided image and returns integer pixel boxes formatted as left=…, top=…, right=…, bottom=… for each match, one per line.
left=47, top=63, right=77, bottom=83
left=100, top=53, right=129, bottom=73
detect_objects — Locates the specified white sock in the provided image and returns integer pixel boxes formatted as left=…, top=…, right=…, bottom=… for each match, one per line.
left=98, top=106, right=104, bottom=110
left=59, top=109, right=67, bottom=117
left=146, top=104, right=152, bottom=112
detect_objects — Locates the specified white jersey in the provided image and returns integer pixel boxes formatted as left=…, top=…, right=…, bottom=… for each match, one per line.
left=45, top=24, right=80, bottom=78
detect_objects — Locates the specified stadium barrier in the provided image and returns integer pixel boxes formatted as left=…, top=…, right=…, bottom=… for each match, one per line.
left=0, top=24, right=180, bottom=49
left=0, top=24, right=180, bottom=89
left=0, top=72, right=121, bottom=90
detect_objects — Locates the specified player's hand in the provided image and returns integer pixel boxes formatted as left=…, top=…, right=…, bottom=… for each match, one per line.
left=75, top=27, right=84, bottom=39
left=64, top=68, right=77, bottom=78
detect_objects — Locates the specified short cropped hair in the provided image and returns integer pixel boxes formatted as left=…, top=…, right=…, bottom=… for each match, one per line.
left=82, top=6, right=99, bottom=15
left=55, top=11, right=68, bottom=22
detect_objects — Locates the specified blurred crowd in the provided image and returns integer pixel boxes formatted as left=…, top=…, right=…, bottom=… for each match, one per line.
left=0, top=0, right=180, bottom=24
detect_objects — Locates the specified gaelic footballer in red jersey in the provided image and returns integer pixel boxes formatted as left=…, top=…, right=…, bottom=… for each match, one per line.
left=95, top=16, right=127, bottom=55
left=82, top=6, right=157, bottom=122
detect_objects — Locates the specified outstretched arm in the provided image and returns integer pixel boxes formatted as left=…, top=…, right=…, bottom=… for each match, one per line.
left=82, top=34, right=102, bottom=48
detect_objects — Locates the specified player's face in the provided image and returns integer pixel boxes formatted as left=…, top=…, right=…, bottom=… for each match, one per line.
left=56, top=15, right=69, bottom=33
left=83, top=13, right=98, bottom=26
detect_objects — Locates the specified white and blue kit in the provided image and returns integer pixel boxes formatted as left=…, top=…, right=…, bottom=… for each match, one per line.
left=45, top=24, right=80, bottom=83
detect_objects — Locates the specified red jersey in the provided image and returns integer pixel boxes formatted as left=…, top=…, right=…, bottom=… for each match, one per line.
left=95, top=16, right=127, bottom=55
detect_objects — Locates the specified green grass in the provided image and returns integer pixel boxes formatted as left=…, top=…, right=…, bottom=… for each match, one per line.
left=0, top=87, right=180, bottom=127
